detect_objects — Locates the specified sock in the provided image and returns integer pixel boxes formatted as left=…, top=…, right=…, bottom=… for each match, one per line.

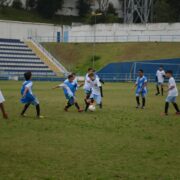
left=161, top=87, right=164, bottom=96
left=136, top=96, right=140, bottom=105
left=75, top=103, right=80, bottom=110
left=156, top=86, right=160, bottom=94
left=36, top=104, right=40, bottom=117
left=65, top=102, right=72, bottom=110
left=21, top=103, right=30, bottom=115
left=172, top=103, right=180, bottom=112
left=165, top=102, right=169, bottom=114
left=99, top=102, right=102, bottom=109
left=100, top=86, right=103, bottom=97
left=142, top=98, right=146, bottom=107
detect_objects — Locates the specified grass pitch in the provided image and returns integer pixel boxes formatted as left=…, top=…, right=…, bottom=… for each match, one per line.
left=0, top=81, right=180, bottom=179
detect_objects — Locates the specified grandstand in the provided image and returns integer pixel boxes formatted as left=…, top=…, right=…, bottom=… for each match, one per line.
left=0, top=38, right=66, bottom=81
left=98, top=58, right=180, bottom=82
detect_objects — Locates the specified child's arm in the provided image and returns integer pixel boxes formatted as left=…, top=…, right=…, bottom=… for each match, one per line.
left=52, top=85, right=60, bottom=89
left=23, top=87, right=29, bottom=97
left=0, top=103, right=8, bottom=119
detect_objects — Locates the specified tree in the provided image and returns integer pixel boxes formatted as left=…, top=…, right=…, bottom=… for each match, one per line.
left=107, top=2, right=117, bottom=15
left=77, top=0, right=91, bottom=17
left=0, top=0, right=12, bottom=7
left=12, top=0, right=23, bottom=9
left=37, top=0, right=64, bottom=18
left=96, top=0, right=109, bottom=15
left=26, top=0, right=37, bottom=10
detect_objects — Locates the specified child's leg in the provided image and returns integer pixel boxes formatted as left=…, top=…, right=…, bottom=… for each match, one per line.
left=142, top=95, right=146, bottom=108
left=156, top=84, right=160, bottom=95
left=165, top=102, right=169, bottom=115
left=21, top=103, right=30, bottom=115
left=161, top=84, right=164, bottom=96
left=36, top=104, right=40, bottom=117
left=172, top=102, right=180, bottom=113
left=136, top=95, right=140, bottom=107
left=0, top=103, right=8, bottom=119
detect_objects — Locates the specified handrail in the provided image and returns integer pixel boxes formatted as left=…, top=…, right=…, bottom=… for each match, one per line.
left=28, top=38, right=69, bottom=75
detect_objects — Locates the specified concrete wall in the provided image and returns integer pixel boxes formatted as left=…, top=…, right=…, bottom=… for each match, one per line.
left=0, top=20, right=180, bottom=42
left=0, top=20, right=62, bottom=40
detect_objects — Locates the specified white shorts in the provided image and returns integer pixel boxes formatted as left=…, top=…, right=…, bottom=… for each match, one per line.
left=0, top=91, right=5, bottom=104
left=90, top=94, right=102, bottom=104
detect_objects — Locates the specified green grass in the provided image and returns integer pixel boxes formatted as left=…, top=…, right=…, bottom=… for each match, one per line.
left=42, top=42, right=180, bottom=73
left=0, top=7, right=80, bottom=25
left=0, top=81, right=180, bottom=179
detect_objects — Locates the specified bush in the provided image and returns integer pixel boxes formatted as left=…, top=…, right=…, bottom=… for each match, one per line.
left=12, top=0, right=23, bottom=9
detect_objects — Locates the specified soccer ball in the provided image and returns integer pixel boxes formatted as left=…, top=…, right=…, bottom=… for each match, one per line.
left=89, top=105, right=96, bottom=112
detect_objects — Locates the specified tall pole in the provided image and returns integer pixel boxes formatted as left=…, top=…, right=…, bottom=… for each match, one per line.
left=93, top=15, right=96, bottom=68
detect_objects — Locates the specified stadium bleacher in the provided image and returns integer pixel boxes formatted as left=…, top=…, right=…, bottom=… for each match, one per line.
left=98, top=58, right=180, bottom=82
left=0, top=38, right=56, bottom=80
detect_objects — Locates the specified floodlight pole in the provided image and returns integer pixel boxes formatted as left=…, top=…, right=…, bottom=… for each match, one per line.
left=92, top=12, right=102, bottom=68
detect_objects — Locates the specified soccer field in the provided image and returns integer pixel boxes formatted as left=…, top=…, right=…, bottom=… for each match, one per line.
left=0, top=81, right=180, bottom=179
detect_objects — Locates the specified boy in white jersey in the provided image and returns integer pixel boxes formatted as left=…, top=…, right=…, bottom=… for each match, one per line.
left=156, top=66, right=165, bottom=96
left=85, top=73, right=103, bottom=111
left=0, top=90, right=8, bottom=119
left=164, top=70, right=180, bottom=116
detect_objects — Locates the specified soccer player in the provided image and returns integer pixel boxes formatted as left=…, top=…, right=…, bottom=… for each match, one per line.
left=164, top=70, right=180, bottom=116
left=155, top=66, right=165, bottom=96
left=85, top=72, right=103, bottom=111
left=53, top=74, right=83, bottom=112
left=0, top=90, right=8, bottom=119
left=20, top=71, right=43, bottom=118
left=134, top=69, right=147, bottom=109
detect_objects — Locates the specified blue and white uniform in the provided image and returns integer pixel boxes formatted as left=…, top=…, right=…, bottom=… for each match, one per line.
left=84, top=73, right=91, bottom=94
left=0, top=90, right=5, bottom=104
left=20, top=80, right=39, bottom=105
left=60, top=79, right=78, bottom=104
left=135, top=76, right=148, bottom=97
left=166, top=77, right=178, bottom=103
left=89, top=77, right=102, bottom=104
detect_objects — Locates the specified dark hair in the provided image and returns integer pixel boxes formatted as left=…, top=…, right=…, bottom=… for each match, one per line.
left=71, top=72, right=76, bottom=76
left=138, top=69, right=144, bottom=73
left=88, top=72, right=95, bottom=78
left=24, top=71, right=32, bottom=81
left=160, top=65, right=163, bottom=68
left=166, top=70, right=173, bottom=74
left=88, top=68, right=93, bottom=72
left=68, top=74, right=74, bottom=79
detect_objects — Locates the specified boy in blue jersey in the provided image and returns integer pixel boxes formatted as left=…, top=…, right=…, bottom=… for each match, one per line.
left=53, top=74, right=83, bottom=112
left=20, top=71, right=43, bottom=118
left=134, top=69, right=147, bottom=109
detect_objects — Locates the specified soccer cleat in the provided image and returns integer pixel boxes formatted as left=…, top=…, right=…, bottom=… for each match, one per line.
left=136, top=105, right=140, bottom=109
left=175, top=112, right=180, bottom=115
left=37, top=115, right=44, bottom=119
left=141, top=106, right=145, bottom=109
left=21, top=114, right=27, bottom=117
left=78, top=109, right=84, bottom=113
left=155, top=93, right=160, bottom=96
left=64, top=107, right=68, bottom=112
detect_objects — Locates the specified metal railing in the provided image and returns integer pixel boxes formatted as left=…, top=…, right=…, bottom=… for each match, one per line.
left=30, top=35, right=180, bottom=43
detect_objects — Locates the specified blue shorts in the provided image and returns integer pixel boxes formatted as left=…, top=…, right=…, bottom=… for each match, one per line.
left=21, top=96, right=39, bottom=106
left=65, top=94, right=75, bottom=105
left=166, top=96, right=177, bottom=103
left=136, top=91, right=147, bottom=97
left=90, top=94, right=102, bottom=104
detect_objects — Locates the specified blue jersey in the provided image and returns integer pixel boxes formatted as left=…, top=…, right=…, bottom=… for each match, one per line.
left=20, top=80, right=35, bottom=103
left=63, top=80, right=78, bottom=96
left=136, top=76, right=147, bottom=94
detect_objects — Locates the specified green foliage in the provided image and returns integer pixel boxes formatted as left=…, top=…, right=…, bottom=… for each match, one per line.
left=76, top=0, right=91, bottom=17
left=12, top=0, right=23, bottom=9
left=36, top=0, right=63, bottom=18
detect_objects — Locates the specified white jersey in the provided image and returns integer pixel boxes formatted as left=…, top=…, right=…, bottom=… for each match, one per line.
left=89, top=78, right=101, bottom=95
left=0, top=90, right=5, bottom=103
left=84, top=73, right=91, bottom=91
left=156, top=70, right=165, bottom=83
left=168, top=77, right=178, bottom=97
